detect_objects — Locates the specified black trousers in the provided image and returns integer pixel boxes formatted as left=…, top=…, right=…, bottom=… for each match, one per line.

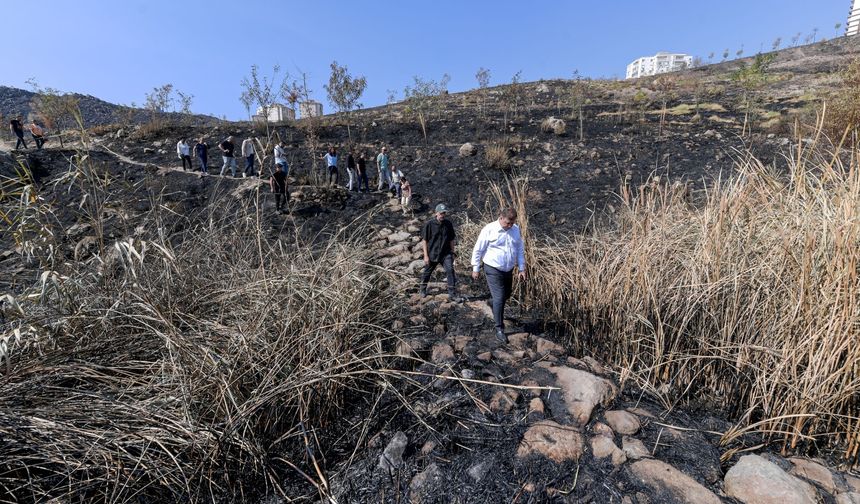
left=484, top=264, right=514, bottom=330
left=180, top=155, right=192, bottom=170
left=15, top=134, right=27, bottom=149
left=274, top=191, right=289, bottom=211
left=420, top=253, right=456, bottom=294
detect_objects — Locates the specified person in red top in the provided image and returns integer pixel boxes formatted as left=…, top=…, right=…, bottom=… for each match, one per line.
left=28, top=120, right=45, bottom=149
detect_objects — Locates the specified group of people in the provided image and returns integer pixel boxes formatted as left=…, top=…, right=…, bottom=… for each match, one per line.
left=176, top=135, right=269, bottom=178
left=322, top=146, right=412, bottom=212
left=8, top=117, right=46, bottom=150
left=420, top=205, right=527, bottom=343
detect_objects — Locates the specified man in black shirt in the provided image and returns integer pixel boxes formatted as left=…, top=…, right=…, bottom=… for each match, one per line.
left=219, top=136, right=237, bottom=177
left=420, top=203, right=462, bottom=301
left=270, top=163, right=289, bottom=213
left=9, top=117, right=27, bottom=150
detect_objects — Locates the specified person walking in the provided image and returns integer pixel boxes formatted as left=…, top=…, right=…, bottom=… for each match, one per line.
left=270, top=163, right=289, bottom=213
left=241, top=137, right=256, bottom=177
left=357, top=152, right=369, bottom=192
left=177, top=138, right=192, bottom=170
left=9, top=117, right=27, bottom=150
left=419, top=203, right=462, bottom=302
left=194, top=137, right=209, bottom=174
left=219, top=136, right=238, bottom=177
left=323, top=146, right=338, bottom=186
left=400, top=176, right=412, bottom=215
left=470, top=208, right=527, bottom=343
left=376, top=147, right=391, bottom=192
left=346, top=149, right=357, bottom=191
left=391, top=165, right=405, bottom=197
left=274, top=140, right=289, bottom=177
left=28, top=120, right=45, bottom=149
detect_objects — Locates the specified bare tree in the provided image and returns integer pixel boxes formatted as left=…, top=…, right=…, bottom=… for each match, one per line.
left=176, top=91, right=194, bottom=125
left=240, top=64, right=289, bottom=142
left=772, top=37, right=782, bottom=51
left=568, top=70, right=592, bottom=141
left=722, top=49, right=730, bottom=61
left=501, top=71, right=525, bottom=129
left=26, top=79, right=81, bottom=147
left=475, top=67, right=491, bottom=119
left=285, top=72, right=322, bottom=184
left=707, top=52, right=715, bottom=63
left=324, top=60, right=367, bottom=140
left=403, top=74, right=451, bottom=142
left=791, top=32, right=801, bottom=46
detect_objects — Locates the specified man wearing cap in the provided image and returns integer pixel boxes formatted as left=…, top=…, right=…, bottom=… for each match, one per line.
left=419, top=203, right=462, bottom=302
left=470, top=208, right=527, bottom=343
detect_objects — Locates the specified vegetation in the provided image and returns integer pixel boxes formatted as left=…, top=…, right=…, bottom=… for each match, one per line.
left=827, top=57, right=860, bottom=143
left=25, top=79, right=81, bottom=147
left=731, top=52, right=776, bottom=137
left=240, top=64, right=290, bottom=143
left=324, top=60, right=367, bottom=140
left=403, top=74, right=450, bottom=142
left=567, top=71, right=592, bottom=141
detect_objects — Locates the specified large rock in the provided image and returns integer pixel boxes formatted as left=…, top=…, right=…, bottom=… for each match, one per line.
left=378, top=432, right=408, bottom=473
left=604, top=410, right=641, bottom=435
left=548, top=366, right=617, bottom=428
left=458, top=142, right=478, bottom=157
left=629, top=459, right=721, bottom=504
left=591, top=435, right=626, bottom=466
left=788, top=457, right=836, bottom=495
left=724, top=455, right=819, bottom=504
left=516, top=420, right=584, bottom=463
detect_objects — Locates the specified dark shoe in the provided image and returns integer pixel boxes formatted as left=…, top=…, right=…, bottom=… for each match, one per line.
left=495, top=329, right=507, bottom=344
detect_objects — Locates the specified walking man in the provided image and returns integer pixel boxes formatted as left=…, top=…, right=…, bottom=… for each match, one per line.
left=28, top=120, right=45, bottom=149
left=177, top=138, right=192, bottom=170
left=357, top=152, right=369, bottom=192
left=9, top=117, right=27, bottom=150
left=346, top=149, right=357, bottom=191
left=274, top=140, right=289, bottom=177
left=470, top=208, right=527, bottom=343
left=194, top=137, right=209, bottom=174
left=376, top=147, right=391, bottom=192
left=270, top=163, right=289, bottom=213
left=219, top=136, right=237, bottom=177
left=241, top=137, right=256, bottom=177
left=420, top=203, right=463, bottom=302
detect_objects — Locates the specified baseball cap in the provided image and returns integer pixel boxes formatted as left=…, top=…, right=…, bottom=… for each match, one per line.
left=435, top=203, right=449, bottom=213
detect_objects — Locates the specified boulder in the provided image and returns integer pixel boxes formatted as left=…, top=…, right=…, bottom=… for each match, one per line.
left=591, top=435, right=626, bottom=466
left=535, top=337, right=565, bottom=356
left=724, top=455, right=819, bottom=504
left=431, top=343, right=454, bottom=363
left=629, top=459, right=721, bottom=504
left=409, top=463, right=442, bottom=503
left=622, top=436, right=650, bottom=460
left=548, top=366, right=617, bottom=428
left=604, top=410, right=641, bottom=435
left=378, top=432, right=409, bottom=473
left=516, top=420, right=584, bottom=463
left=458, top=142, right=478, bottom=157
left=789, top=457, right=836, bottom=495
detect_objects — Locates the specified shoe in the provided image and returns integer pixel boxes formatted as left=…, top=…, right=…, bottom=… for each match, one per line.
left=495, top=329, right=507, bottom=344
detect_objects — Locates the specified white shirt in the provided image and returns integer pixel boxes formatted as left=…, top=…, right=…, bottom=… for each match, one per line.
left=241, top=139, right=255, bottom=157
left=274, top=145, right=286, bottom=164
left=176, top=141, right=191, bottom=156
left=471, top=220, right=526, bottom=273
left=392, top=169, right=404, bottom=183
left=325, top=153, right=338, bottom=167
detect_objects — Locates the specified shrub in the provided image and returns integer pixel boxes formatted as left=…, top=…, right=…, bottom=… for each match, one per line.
left=827, top=58, right=860, bottom=142
left=540, top=117, right=566, bottom=135
left=485, top=141, right=512, bottom=169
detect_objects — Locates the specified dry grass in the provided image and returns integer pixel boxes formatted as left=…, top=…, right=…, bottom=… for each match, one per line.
left=521, top=124, right=860, bottom=462
left=484, top=141, right=513, bottom=170
left=540, top=117, right=566, bottom=135
left=0, top=201, right=401, bottom=501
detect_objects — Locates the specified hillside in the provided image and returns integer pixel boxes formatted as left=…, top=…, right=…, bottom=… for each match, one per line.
left=1, top=36, right=859, bottom=502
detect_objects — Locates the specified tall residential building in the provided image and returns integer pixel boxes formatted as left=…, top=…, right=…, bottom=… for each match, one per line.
left=626, top=52, right=694, bottom=79
left=255, top=104, right=295, bottom=122
left=299, top=101, right=323, bottom=119
left=848, top=0, right=860, bottom=36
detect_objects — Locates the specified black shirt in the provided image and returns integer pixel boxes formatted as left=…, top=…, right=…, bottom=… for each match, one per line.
left=347, top=154, right=356, bottom=169
left=421, top=218, right=456, bottom=262
left=195, top=142, right=208, bottom=158
left=220, top=140, right=234, bottom=157
left=10, top=119, right=23, bottom=135
left=357, top=157, right=366, bottom=175
left=271, top=171, right=287, bottom=193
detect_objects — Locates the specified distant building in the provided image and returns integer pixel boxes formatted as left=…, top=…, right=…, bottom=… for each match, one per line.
left=848, top=0, right=860, bottom=36
left=255, top=104, right=295, bottom=122
left=626, top=52, right=694, bottom=79
left=299, top=101, right=323, bottom=119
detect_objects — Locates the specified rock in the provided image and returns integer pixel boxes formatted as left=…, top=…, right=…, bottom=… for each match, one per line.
left=420, top=440, right=437, bottom=455
left=548, top=366, right=618, bottom=428
left=507, top=332, right=531, bottom=349
left=581, top=356, right=607, bottom=375
left=396, top=339, right=417, bottom=357
left=387, top=230, right=411, bottom=242
left=476, top=351, right=492, bottom=362
left=431, top=343, right=454, bottom=363
left=392, top=320, right=405, bottom=330
left=519, top=379, right=541, bottom=398
left=458, top=142, right=478, bottom=157
left=409, top=463, right=442, bottom=503
left=461, top=369, right=475, bottom=380
left=143, top=147, right=155, bottom=154
left=541, top=117, right=566, bottom=135
left=837, top=493, right=860, bottom=504
left=622, top=436, right=650, bottom=460
left=489, top=389, right=519, bottom=413
left=114, top=129, right=124, bottom=138
left=848, top=475, right=860, bottom=493
left=528, top=398, right=545, bottom=417
left=789, top=457, right=836, bottom=495
left=407, top=259, right=426, bottom=273
left=535, top=337, right=565, bottom=355
left=450, top=335, right=471, bottom=352
left=591, top=422, right=614, bottom=438
left=409, top=314, right=427, bottom=325
left=591, top=435, right=627, bottom=466
left=152, top=140, right=164, bottom=148
left=724, top=454, right=819, bottom=504
left=468, top=460, right=493, bottom=482
left=516, top=421, right=584, bottom=463
left=629, top=459, right=721, bottom=504
left=604, top=410, right=640, bottom=435
left=378, top=431, right=408, bottom=473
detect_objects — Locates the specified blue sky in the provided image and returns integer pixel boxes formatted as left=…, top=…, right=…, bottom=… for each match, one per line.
left=5, top=0, right=846, bottom=120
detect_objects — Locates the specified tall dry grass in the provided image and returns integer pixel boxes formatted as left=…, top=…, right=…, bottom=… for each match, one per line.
left=524, top=125, right=860, bottom=461
left=0, top=201, right=401, bottom=501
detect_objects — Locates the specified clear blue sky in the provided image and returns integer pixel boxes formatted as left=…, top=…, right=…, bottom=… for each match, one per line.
left=5, top=0, right=846, bottom=120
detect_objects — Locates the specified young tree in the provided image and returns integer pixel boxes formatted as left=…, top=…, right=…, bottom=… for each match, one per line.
left=386, top=89, right=399, bottom=105
left=568, top=70, right=592, bottom=141
left=144, top=83, right=175, bottom=130
left=501, top=71, right=525, bottom=129
left=475, top=67, right=491, bottom=118
left=791, top=32, right=801, bottom=46
left=285, top=72, right=322, bottom=184
left=25, top=79, right=80, bottom=147
left=772, top=37, right=782, bottom=51
left=722, top=49, right=730, bottom=62
left=835, top=22, right=843, bottom=36
left=653, top=75, right=677, bottom=136
left=403, top=74, right=450, bottom=142
left=731, top=53, right=776, bottom=137
left=324, top=60, right=367, bottom=140
left=240, top=64, right=289, bottom=142
left=708, top=52, right=715, bottom=64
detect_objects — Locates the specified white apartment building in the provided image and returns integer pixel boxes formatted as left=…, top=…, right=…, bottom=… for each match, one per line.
left=626, top=52, right=694, bottom=79
left=255, top=104, right=295, bottom=122
left=299, top=101, right=323, bottom=119
left=848, top=0, right=860, bottom=36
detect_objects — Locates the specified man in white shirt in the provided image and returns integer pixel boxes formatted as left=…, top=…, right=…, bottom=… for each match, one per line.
left=241, top=137, right=256, bottom=177
left=470, top=208, right=527, bottom=343
left=176, top=138, right=192, bottom=171
left=274, top=141, right=289, bottom=177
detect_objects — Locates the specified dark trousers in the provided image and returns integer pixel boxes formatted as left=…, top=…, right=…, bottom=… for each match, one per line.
left=328, top=166, right=338, bottom=185
left=15, top=134, right=27, bottom=149
left=274, top=190, right=289, bottom=211
left=244, top=155, right=255, bottom=176
left=358, top=171, right=369, bottom=192
left=420, top=253, right=456, bottom=294
left=198, top=156, right=208, bottom=173
left=485, top=264, right=514, bottom=330
left=180, top=155, right=192, bottom=170
left=31, top=134, right=44, bottom=149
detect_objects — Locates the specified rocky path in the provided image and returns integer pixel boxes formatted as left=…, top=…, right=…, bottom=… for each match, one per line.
left=325, top=215, right=860, bottom=503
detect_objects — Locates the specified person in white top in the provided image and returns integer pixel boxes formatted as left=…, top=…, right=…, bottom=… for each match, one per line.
left=470, top=208, right=527, bottom=343
left=323, top=146, right=338, bottom=186
left=274, top=141, right=289, bottom=177
left=390, top=165, right=405, bottom=197
left=176, top=138, right=192, bottom=171
left=241, top=137, right=256, bottom=177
